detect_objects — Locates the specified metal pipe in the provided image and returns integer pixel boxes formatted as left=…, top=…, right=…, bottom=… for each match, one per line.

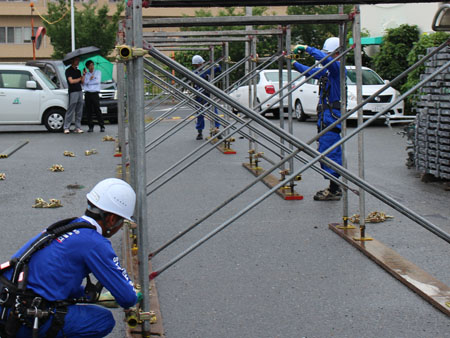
left=353, top=5, right=366, bottom=234
left=310, top=37, right=450, bottom=145
left=130, top=0, right=150, bottom=332
left=144, top=55, right=356, bottom=194
left=144, top=57, right=359, bottom=197
left=150, top=149, right=300, bottom=258
left=0, top=140, right=29, bottom=159
left=339, top=18, right=349, bottom=227
left=146, top=46, right=450, bottom=244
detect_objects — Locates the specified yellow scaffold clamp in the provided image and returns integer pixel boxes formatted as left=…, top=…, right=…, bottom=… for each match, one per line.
left=32, top=198, right=63, bottom=208
left=49, top=164, right=64, bottom=172
left=102, top=135, right=116, bottom=142
left=63, top=151, right=75, bottom=157
left=126, top=309, right=157, bottom=328
left=116, top=45, right=148, bottom=61
left=85, top=149, right=98, bottom=156
left=0, top=173, right=5, bottom=180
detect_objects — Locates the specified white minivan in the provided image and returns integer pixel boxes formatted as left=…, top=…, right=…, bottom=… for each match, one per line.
left=0, top=65, right=68, bottom=132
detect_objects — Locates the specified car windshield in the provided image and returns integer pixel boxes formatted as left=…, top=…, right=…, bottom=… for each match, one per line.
left=57, top=63, right=68, bottom=87
left=347, top=69, right=384, bottom=85
left=34, top=68, right=58, bottom=90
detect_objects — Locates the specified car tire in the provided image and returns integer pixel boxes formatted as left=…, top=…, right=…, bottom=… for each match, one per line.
left=295, top=100, right=307, bottom=122
left=43, top=108, right=65, bottom=132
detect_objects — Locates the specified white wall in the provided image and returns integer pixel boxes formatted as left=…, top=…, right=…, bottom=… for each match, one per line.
left=361, top=3, right=441, bottom=36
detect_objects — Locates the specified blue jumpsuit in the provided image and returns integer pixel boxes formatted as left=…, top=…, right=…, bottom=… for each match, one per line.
left=194, top=65, right=222, bottom=131
left=292, top=46, right=343, bottom=178
left=1, top=216, right=137, bottom=337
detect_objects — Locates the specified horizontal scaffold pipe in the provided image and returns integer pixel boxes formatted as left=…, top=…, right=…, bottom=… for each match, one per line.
left=144, top=58, right=359, bottom=196
left=145, top=45, right=450, bottom=245
left=143, top=14, right=352, bottom=28
left=143, top=29, right=284, bottom=38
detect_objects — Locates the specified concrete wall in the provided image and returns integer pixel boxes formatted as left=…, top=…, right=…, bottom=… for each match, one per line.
left=361, top=3, right=441, bottom=36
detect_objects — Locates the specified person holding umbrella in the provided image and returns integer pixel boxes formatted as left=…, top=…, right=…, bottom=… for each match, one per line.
left=64, top=56, right=85, bottom=134
left=83, top=60, right=105, bottom=132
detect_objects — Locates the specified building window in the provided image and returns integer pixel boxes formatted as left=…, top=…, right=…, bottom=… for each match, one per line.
left=0, top=27, right=37, bottom=44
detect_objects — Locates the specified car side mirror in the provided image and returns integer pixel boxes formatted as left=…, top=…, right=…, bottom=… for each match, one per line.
left=384, top=79, right=390, bottom=84
left=26, top=80, right=37, bottom=89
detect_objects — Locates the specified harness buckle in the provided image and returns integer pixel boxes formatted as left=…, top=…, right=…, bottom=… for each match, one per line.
left=0, top=287, right=9, bottom=305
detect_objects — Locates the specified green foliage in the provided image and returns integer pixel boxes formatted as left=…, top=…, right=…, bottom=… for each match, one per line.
left=287, top=5, right=353, bottom=66
left=44, top=0, right=124, bottom=59
left=401, top=31, right=450, bottom=113
left=175, top=7, right=278, bottom=82
left=371, top=24, right=420, bottom=90
left=288, top=5, right=353, bottom=48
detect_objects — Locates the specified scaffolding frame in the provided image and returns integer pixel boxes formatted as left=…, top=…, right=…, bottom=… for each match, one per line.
left=118, top=4, right=450, bottom=336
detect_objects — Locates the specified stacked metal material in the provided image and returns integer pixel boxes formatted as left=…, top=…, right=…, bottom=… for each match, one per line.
left=414, top=47, right=450, bottom=179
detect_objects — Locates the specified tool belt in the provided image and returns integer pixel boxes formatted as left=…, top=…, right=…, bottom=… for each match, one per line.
left=317, top=101, right=341, bottom=112
left=0, top=218, right=97, bottom=338
left=0, top=275, right=68, bottom=338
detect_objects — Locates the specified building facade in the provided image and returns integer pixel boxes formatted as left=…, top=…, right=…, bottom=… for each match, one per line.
left=0, top=1, right=287, bottom=62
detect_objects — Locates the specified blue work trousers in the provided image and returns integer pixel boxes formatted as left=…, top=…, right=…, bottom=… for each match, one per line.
left=196, top=106, right=221, bottom=131
left=318, top=131, right=342, bottom=178
left=16, top=304, right=115, bottom=338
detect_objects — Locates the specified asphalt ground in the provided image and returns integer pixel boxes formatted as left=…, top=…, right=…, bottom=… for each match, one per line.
left=145, top=104, right=450, bottom=338
left=0, top=124, right=127, bottom=337
left=1, top=105, right=449, bottom=337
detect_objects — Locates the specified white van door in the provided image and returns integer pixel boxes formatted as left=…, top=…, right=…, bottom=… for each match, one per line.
left=0, top=70, right=41, bottom=123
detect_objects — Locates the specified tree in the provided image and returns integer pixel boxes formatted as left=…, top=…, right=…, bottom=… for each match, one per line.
left=287, top=5, right=353, bottom=66
left=288, top=5, right=353, bottom=48
left=371, top=24, right=420, bottom=90
left=174, top=7, right=279, bottom=82
left=44, top=0, right=124, bottom=59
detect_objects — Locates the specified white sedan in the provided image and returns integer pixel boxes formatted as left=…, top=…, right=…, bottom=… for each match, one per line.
left=228, top=69, right=318, bottom=119
left=296, top=66, right=405, bottom=121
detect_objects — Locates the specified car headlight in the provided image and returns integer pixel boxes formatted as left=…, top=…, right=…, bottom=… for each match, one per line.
left=114, top=90, right=118, bottom=100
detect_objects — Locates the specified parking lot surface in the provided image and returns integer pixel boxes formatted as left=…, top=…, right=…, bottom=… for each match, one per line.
left=1, top=108, right=449, bottom=337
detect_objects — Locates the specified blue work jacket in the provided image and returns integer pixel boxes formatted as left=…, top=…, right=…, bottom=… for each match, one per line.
left=2, top=217, right=137, bottom=308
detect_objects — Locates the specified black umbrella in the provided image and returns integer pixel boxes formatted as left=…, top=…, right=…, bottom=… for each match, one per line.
left=63, top=46, right=100, bottom=66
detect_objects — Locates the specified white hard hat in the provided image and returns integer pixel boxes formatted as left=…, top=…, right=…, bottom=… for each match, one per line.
left=86, top=178, right=136, bottom=221
left=192, top=55, right=205, bottom=65
left=322, top=37, right=340, bottom=53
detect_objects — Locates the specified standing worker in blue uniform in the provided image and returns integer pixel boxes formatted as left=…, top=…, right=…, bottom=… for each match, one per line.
left=292, top=37, right=344, bottom=201
left=0, top=178, right=140, bottom=337
left=192, top=55, right=222, bottom=140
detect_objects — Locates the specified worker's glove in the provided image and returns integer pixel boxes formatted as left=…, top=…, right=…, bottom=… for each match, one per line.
left=291, top=59, right=297, bottom=65
left=293, top=44, right=308, bottom=54
left=97, top=291, right=119, bottom=308
left=136, top=291, right=143, bottom=303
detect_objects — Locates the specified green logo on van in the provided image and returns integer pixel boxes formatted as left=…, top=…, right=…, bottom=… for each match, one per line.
left=12, top=98, right=21, bottom=104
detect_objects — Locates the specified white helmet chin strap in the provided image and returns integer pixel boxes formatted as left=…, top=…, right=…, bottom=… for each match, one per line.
left=87, top=204, right=118, bottom=235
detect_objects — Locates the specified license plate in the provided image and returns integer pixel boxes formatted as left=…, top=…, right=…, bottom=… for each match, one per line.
left=101, top=107, right=108, bottom=114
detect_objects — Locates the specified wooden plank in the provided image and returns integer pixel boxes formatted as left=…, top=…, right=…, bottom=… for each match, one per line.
left=329, top=223, right=450, bottom=316
left=216, top=143, right=236, bottom=155
left=242, top=163, right=303, bottom=200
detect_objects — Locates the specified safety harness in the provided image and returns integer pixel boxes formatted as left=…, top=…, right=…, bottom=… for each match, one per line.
left=317, top=75, right=342, bottom=134
left=0, top=218, right=102, bottom=338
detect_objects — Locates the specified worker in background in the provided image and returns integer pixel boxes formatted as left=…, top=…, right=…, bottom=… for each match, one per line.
left=192, top=55, right=222, bottom=140
left=292, top=37, right=344, bottom=201
left=0, top=178, right=140, bottom=337
left=83, top=60, right=105, bottom=133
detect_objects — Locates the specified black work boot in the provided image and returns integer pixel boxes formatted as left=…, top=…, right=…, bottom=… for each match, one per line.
left=196, top=131, right=203, bottom=140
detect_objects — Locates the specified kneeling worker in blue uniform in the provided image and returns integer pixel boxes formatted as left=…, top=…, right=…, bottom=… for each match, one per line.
left=292, top=37, right=344, bottom=201
left=0, top=178, right=140, bottom=337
